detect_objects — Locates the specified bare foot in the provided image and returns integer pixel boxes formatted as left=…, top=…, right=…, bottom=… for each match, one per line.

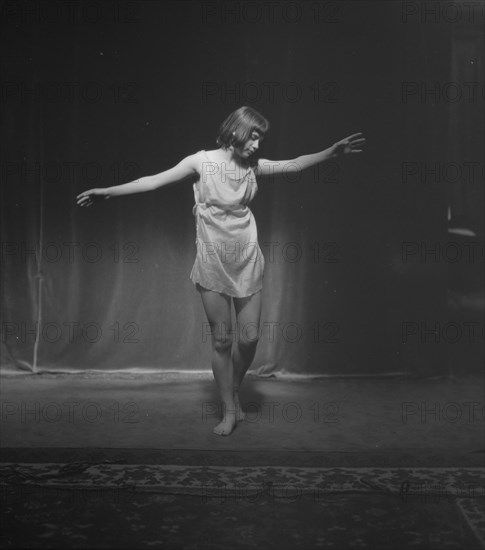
left=234, top=393, right=245, bottom=422
left=213, top=410, right=237, bottom=436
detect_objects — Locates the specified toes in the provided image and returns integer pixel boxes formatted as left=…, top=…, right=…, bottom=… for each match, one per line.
left=213, top=418, right=237, bottom=436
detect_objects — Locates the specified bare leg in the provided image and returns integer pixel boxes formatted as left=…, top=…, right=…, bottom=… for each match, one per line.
left=233, top=290, right=262, bottom=421
left=199, top=286, right=237, bottom=436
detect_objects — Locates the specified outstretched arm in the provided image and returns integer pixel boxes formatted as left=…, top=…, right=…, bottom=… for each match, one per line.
left=76, top=153, right=200, bottom=207
left=256, top=133, right=366, bottom=177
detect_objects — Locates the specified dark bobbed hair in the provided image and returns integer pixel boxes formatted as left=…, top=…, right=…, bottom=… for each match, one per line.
left=216, top=106, right=270, bottom=150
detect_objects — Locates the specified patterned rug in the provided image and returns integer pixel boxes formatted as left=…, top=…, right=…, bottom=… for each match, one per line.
left=1, top=462, right=484, bottom=549
left=1, top=462, right=484, bottom=498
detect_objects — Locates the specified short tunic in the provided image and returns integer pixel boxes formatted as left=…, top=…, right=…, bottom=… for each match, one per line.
left=190, top=150, right=265, bottom=297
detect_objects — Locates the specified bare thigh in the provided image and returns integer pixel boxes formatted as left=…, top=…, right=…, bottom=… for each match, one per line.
left=233, top=290, right=262, bottom=342
left=197, top=284, right=232, bottom=347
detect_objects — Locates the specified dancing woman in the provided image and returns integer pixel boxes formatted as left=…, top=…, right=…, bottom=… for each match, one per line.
left=77, top=106, right=365, bottom=436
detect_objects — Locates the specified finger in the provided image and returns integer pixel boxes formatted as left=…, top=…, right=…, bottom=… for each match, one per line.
left=350, top=149, right=363, bottom=153
left=345, top=132, right=364, bottom=140
left=76, top=191, right=91, bottom=203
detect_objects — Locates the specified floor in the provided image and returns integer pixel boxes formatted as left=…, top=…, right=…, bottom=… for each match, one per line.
left=1, top=371, right=484, bottom=548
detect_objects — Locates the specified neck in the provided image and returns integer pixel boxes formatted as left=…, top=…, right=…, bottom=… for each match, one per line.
left=220, top=146, right=248, bottom=168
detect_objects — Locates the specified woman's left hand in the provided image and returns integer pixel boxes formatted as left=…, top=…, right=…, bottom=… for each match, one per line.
left=332, top=133, right=366, bottom=156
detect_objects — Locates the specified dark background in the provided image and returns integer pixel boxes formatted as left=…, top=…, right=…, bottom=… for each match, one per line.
left=1, top=0, right=483, bottom=374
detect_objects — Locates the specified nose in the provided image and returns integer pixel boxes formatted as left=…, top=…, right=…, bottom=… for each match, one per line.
left=253, top=140, right=259, bottom=150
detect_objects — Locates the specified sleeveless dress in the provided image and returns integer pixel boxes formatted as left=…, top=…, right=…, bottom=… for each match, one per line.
left=190, top=150, right=265, bottom=297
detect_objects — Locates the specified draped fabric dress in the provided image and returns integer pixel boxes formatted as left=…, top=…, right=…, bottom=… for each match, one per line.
left=190, top=150, right=265, bottom=297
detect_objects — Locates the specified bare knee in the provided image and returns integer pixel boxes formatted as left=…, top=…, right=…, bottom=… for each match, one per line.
left=237, top=335, right=259, bottom=354
left=213, top=335, right=233, bottom=355
left=237, top=322, right=260, bottom=351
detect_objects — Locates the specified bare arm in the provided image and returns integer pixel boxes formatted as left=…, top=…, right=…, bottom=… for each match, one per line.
left=256, top=133, right=365, bottom=178
left=77, top=153, right=200, bottom=207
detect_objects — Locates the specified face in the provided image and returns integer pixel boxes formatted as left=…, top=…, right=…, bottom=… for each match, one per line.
left=235, top=130, right=264, bottom=158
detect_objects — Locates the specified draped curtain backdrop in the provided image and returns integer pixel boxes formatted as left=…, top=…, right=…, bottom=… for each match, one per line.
left=1, top=0, right=483, bottom=374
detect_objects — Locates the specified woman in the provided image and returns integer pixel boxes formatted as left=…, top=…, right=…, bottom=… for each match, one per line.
left=77, top=106, right=365, bottom=436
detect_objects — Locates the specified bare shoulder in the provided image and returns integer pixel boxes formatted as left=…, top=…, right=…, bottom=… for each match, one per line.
left=253, top=157, right=271, bottom=176
left=181, top=151, right=207, bottom=176
left=194, top=149, right=225, bottom=175
left=203, top=149, right=224, bottom=162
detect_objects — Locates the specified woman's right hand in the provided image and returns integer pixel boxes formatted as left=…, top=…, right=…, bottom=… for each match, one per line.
left=76, top=188, right=109, bottom=207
